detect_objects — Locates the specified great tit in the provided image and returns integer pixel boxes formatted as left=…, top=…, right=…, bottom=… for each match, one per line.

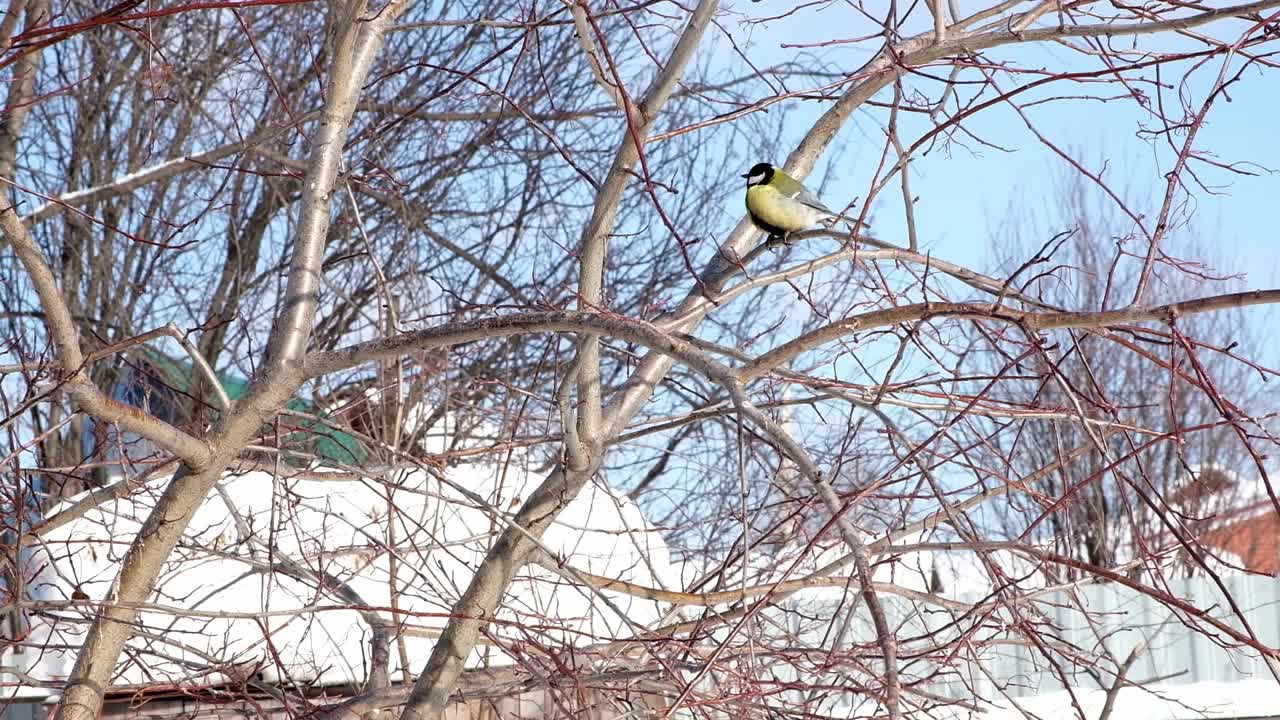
left=742, top=162, right=838, bottom=244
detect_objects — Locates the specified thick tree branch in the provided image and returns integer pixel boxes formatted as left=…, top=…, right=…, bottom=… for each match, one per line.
left=742, top=290, right=1280, bottom=379
left=304, top=311, right=722, bottom=379
left=398, top=2, right=721, bottom=716
left=50, top=3, right=410, bottom=718
left=20, top=125, right=293, bottom=224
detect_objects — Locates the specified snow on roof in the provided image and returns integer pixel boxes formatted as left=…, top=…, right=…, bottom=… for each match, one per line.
left=5, top=456, right=675, bottom=700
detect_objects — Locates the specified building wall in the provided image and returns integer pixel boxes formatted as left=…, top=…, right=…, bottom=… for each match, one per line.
left=942, top=573, right=1280, bottom=698
left=0, top=704, right=36, bottom=720
left=1204, top=511, right=1280, bottom=575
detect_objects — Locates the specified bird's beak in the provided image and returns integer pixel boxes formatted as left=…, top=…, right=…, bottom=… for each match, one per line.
left=740, top=173, right=750, bottom=178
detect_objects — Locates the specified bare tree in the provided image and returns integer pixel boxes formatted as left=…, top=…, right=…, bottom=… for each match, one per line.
left=975, top=169, right=1272, bottom=575
left=0, top=1, right=1279, bottom=720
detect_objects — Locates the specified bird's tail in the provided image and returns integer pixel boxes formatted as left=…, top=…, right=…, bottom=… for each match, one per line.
left=820, top=212, right=872, bottom=235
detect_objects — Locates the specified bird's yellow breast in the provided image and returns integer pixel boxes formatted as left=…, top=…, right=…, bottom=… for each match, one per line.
left=746, top=185, right=822, bottom=233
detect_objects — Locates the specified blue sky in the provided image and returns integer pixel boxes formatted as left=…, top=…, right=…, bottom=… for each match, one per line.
left=623, top=1, right=1280, bottom=521
left=709, top=1, right=1280, bottom=288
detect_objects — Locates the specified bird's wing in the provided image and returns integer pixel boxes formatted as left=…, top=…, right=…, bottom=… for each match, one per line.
left=772, top=170, right=837, bottom=216
left=793, top=186, right=837, bottom=216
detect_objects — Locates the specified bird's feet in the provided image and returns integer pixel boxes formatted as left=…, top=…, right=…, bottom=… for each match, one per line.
left=766, top=233, right=793, bottom=250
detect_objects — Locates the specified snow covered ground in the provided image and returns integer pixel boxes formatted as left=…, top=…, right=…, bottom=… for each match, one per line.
left=965, top=678, right=1280, bottom=720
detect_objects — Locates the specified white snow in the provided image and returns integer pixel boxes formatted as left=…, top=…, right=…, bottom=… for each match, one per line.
left=3, top=457, right=675, bottom=699
left=953, top=678, right=1280, bottom=720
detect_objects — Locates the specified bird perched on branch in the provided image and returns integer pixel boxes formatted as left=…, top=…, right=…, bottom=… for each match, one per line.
left=742, top=162, right=841, bottom=245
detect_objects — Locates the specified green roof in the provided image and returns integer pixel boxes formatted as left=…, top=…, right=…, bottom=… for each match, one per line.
left=137, top=349, right=369, bottom=466
left=140, top=349, right=253, bottom=400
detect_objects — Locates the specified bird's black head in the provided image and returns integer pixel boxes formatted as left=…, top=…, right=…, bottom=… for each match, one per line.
left=741, top=162, right=774, bottom=187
